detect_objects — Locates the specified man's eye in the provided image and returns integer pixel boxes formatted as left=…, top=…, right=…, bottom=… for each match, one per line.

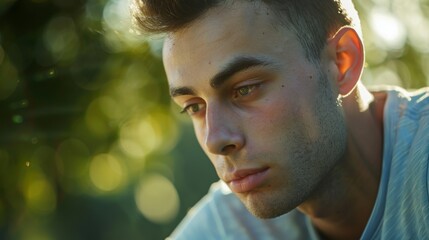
left=180, top=103, right=205, bottom=115
left=233, top=84, right=259, bottom=98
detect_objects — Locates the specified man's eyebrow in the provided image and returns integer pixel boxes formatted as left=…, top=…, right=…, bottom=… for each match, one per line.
left=170, top=86, right=195, bottom=98
left=210, top=56, right=273, bottom=88
left=169, top=56, right=273, bottom=98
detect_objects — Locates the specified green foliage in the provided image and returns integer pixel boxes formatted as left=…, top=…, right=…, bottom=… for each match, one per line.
left=0, top=0, right=217, bottom=239
left=0, top=0, right=427, bottom=240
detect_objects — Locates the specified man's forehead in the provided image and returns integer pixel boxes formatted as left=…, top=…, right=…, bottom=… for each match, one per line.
left=162, top=2, right=281, bottom=61
left=161, top=0, right=298, bottom=91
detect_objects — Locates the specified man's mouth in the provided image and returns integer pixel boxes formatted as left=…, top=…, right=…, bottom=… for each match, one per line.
left=226, top=167, right=270, bottom=193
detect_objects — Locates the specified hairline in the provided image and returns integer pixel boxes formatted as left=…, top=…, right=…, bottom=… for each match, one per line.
left=163, top=0, right=339, bottom=65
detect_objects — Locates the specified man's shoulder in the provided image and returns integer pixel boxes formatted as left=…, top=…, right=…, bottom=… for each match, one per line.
left=373, top=85, right=429, bottom=113
left=169, top=181, right=318, bottom=240
left=363, top=86, right=429, bottom=239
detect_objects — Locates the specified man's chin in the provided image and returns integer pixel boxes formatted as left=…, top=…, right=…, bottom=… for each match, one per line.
left=240, top=195, right=296, bottom=219
left=244, top=202, right=295, bottom=219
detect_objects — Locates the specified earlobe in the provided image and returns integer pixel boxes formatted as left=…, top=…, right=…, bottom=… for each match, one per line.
left=328, top=27, right=364, bottom=96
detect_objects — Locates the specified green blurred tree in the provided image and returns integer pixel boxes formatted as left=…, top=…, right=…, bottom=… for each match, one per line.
left=0, top=0, right=218, bottom=239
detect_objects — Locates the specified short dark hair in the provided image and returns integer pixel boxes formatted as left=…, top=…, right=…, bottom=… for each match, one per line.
left=132, top=0, right=360, bottom=61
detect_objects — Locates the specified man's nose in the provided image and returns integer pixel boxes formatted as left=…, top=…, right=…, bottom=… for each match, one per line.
left=204, top=105, right=244, bottom=155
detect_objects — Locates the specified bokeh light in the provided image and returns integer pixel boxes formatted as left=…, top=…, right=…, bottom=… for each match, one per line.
left=119, top=110, right=179, bottom=159
left=369, top=7, right=406, bottom=50
left=102, top=0, right=145, bottom=52
left=135, top=173, right=180, bottom=224
left=43, top=16, right=80, bottom=63
left=21, top=170, right=56, bottom=214
left=392, top=0, right=429, bottom=53
left=90, top=153, right=125, bottom=192
left=0, top=54, right=19, bottom=100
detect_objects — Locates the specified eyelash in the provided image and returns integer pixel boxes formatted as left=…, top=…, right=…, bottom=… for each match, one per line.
left=233, top=83, right=261, bottom=99
left=180, top=103, right=205, bottom=115
left=180, top=83, right=262, bottom=115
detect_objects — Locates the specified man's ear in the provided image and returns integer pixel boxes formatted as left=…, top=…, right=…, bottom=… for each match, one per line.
left=328, top=27, right=364, bottom=96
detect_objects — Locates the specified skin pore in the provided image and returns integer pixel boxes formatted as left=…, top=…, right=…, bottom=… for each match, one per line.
left=163, top=1, right=385, bottom=239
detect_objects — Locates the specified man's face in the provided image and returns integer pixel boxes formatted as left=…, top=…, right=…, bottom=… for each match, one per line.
left=163, top=1, right=347, bottom=218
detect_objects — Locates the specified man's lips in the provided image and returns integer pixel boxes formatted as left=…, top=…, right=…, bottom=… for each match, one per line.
left=225, top=167, right=269, bottom=193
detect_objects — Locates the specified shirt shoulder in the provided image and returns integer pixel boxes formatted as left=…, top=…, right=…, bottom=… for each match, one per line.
left=362, top=86, right=429, bottom=240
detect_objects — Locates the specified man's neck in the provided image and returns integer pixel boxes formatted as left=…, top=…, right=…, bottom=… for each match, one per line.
left=297, top=85, right=386, bottom=240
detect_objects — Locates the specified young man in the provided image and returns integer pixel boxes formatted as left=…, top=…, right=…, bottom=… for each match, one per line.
left=133, top=0, right=429, bottom=239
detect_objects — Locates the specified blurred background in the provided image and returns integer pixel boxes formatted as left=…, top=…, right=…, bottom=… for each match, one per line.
left=0, top=0, right=428, bottom=239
